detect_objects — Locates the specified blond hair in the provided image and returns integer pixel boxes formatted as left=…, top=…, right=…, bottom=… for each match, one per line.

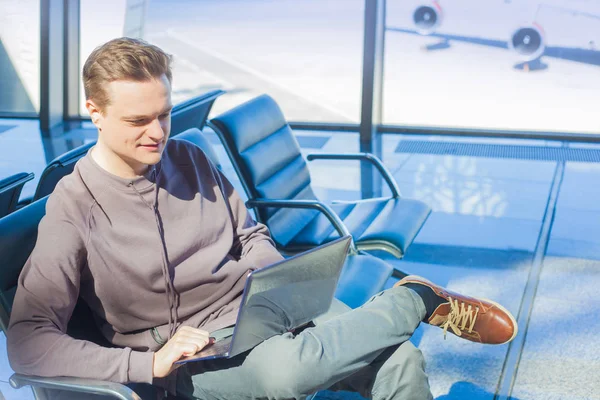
left=83, top=37, right=173, bottom=112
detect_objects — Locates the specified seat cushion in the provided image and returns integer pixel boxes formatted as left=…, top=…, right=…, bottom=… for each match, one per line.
left=334, top=253, right=393, bottom=309
left=353, top=197, right=432, bottom=256
left=291, top=197, right=431, bottom=257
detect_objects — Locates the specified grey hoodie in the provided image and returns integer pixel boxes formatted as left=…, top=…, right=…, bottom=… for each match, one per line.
left=7, top=139, right=283, bottom=386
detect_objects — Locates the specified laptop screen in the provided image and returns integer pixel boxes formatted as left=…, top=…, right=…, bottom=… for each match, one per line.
left=229, top=236, right=351, bottom=356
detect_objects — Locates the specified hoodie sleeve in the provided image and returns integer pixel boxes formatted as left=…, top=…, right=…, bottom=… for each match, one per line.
left=7, top=194, right=154, bottom=384
left=212, top=166, right=284, bottom=269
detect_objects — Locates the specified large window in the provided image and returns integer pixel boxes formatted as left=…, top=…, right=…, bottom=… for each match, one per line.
left=383, top=0, right=600, bottom=134
left=0, top=0, right=40, bottom=115
left=80, top=0, right=365, bottom=123
left=79, top=0, right=143, bottom=115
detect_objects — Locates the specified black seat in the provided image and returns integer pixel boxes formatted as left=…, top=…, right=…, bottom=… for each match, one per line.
left=32, top=143, right=95, bottom=201
left=209, top=94, right=431, bottom=261
left=171, top=128, right=222, bottom=170
left=0, top=172, right=34, bottom=218
left=169, top=89, right=224, bottom=136
left=171, top=127, right=394, bottom=308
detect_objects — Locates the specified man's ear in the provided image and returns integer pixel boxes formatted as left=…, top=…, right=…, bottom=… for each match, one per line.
left=86, top=99, right=103, bottom=131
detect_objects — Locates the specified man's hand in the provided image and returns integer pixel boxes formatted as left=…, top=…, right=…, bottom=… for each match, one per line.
left=152, top=326, right=213, bottom=378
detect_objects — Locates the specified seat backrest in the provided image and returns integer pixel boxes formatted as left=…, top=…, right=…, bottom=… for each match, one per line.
left=170, top=89, right=224, bottom=135
left=33, top=142, right=95, bottom=201
left=171, top=128, right=222, bottom=170
left=0, top=172, right=34, bottom=218
left=0, top=197, right=48, bottom=331
left=210, top=94, right=320, bottom=246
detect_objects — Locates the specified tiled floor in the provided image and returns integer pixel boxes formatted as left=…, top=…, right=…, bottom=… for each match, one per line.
left=1, top=121, right=600, bottom=399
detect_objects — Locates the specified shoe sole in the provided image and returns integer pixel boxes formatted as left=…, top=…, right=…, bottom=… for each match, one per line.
left=480, top=297, right=519, bottom=345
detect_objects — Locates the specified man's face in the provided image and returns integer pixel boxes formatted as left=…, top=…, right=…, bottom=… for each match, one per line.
left=89, top=74, right=173, bottom=174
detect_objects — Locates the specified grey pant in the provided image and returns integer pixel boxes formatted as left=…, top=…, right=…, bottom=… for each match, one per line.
left=175, top=287, right=433, bottom=400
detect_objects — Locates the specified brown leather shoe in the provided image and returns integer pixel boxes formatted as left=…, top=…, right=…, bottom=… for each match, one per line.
left=395, top=275, right=518, bottom=345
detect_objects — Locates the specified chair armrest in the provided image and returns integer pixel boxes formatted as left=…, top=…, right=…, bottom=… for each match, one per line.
left=306, top=153, right=400, bottom=198
left=9, top=374, right=142, bottom=400
left=2, top=173, right=35, bottom=192
left=245, top=198, right=357, bottom=253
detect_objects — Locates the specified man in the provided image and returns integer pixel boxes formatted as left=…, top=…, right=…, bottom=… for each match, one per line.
left=7, top=38, right=517, bottom=400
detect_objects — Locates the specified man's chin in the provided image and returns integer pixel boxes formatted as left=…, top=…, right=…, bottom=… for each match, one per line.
left=136, top=151, right=164, bottom=166
left=145, top=156, right=162, bottom=165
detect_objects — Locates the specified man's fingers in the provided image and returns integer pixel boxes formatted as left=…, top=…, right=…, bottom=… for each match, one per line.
left=154, top=331, right=214, bottom=378
left=175, top=343, right=201, bottom=357
left=175, top=331, right=211, bottom=346
left=173, top=337, right=211, bottom=358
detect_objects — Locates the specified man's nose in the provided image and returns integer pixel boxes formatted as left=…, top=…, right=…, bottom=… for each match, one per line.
left=147, top=118, right=165, bottom=141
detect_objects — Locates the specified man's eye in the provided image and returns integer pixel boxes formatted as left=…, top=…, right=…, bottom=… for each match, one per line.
left=130, top=119, right=146, bottom=125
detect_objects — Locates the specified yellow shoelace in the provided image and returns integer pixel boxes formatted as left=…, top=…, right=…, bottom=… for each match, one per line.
left=442, top=297, right=480, bottom=339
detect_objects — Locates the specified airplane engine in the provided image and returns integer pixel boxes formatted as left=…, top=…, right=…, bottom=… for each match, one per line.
left=413, top=2, right=443, bottom=35
left=509, top=24, right=546, bottom=61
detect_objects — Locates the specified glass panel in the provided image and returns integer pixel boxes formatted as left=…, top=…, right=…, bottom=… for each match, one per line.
left=0, top=0, right=40, bottom=115
left=384, top=0, right=600, bottom=134
left=79, top=0, right=138, bottom=115
left=80, top=0, right=364, bottom=123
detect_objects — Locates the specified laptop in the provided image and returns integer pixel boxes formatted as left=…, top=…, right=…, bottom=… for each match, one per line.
left=175, top=235, right=352, bottom=364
